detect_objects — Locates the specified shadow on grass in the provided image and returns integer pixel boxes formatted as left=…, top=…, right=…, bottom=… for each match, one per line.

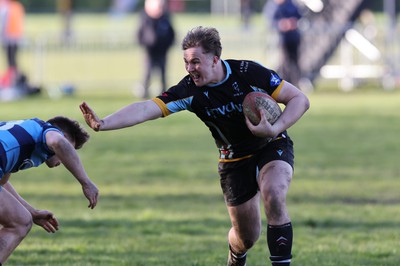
left=290, top=194, right=400, bottom=205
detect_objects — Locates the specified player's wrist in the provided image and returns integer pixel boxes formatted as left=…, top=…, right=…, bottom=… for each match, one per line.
left=96, top=119, right=104, bottom=131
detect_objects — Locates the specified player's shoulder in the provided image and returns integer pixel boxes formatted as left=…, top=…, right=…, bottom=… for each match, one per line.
left=160, top=75, right=197, bottom=100
left=225, top=59, right=267, bottom=72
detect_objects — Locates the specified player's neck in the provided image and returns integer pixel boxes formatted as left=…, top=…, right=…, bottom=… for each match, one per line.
left=215, top=60, right=226, bottom=83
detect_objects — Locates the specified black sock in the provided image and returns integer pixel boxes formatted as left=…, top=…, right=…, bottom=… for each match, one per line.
left=267, top=222, right=293, bottom=266
left=229, top=244, right=247, bottom=259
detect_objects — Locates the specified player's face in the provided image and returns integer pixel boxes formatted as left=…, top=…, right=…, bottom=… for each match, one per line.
left=45, top=155, right=61, bottom=168
left=184, top=46, right=217, bottom=87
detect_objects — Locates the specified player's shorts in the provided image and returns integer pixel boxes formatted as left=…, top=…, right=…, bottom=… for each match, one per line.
left=218, top=134, right=294, bottom=206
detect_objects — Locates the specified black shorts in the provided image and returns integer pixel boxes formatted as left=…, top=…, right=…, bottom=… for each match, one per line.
left=218, top=135, right=294, bottom=206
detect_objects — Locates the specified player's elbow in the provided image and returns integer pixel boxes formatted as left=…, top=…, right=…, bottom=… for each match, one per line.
left=302, top=95, right=310, bottom=112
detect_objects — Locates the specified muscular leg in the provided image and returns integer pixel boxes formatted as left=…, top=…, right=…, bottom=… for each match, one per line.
left=258, top=160, right=293, bottom=265
left=0, top=189, right=33, bottom=264
left=227, top=192, right=261, bottom=255
left=258, top=160, right=292, bottom=224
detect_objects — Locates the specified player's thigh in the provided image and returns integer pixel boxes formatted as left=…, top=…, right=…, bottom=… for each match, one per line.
left=227, top=192, right=262, bottom=236
left=0, top=188, right=32, bottom=227
left=258, top=160, right=293, bottom=199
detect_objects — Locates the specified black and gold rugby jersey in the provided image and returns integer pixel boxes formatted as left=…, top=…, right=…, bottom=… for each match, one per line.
left=153, top=59, right=287, bottom=162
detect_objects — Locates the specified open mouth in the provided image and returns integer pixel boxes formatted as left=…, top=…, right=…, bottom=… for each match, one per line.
left=190, top=72, right=200, bottom=82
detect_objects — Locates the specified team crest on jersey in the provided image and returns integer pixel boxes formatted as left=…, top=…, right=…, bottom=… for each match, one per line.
left=270, top=73, right=281, bottom=87
left=232, top=82, right=243, bottom=97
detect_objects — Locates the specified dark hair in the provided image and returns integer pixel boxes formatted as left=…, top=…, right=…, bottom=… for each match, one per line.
left=181, top=26, right=222, bottom=57
left=47, top=116, right=90, bottom=149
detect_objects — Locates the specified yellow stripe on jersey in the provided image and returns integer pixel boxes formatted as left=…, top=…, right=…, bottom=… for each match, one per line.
left=152, top=98, right=170, bottom=117
left=271, top=80, right=284, bottom=101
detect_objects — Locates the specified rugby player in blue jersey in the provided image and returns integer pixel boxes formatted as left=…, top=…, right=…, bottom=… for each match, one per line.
left=0, top=116, right=99, bottom=265
left=80, top=26, right=309, bottom=266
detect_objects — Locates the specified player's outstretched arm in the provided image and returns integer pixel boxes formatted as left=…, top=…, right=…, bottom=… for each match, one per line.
left=79, top=101, right=102, bottom=131
left=79, top=100, right=163, bottom=132
left=45, top=131, right=99, bottom=209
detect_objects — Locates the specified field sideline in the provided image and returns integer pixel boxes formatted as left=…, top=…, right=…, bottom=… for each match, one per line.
left=1, top=13, right=400, bottom=266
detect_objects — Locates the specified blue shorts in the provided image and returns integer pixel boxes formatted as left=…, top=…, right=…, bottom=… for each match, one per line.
left=218, top=134, right=294, bottom=206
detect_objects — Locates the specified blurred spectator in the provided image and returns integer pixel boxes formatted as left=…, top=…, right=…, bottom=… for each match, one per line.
left=0, top=0, right=24, bottom=87
left=272, top=0, right=302, bottom=87
left=110, top=0, right=137, bottom=18
left=240, top=0, right=253, bottom=31
left=137, top=0, right=175, bottom=99
left=57, top=0, right=74, bottom=44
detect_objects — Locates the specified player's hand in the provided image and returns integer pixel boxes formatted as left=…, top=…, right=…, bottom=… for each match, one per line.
left=82, top=181, right=99, bottom=209
left=32, top=210, right=59, bottom=233
left=245, top=110, right=277, bottom=138
left=79, top=102, right=102, bottom=132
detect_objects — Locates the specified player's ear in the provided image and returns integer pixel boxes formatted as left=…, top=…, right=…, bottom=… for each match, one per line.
left=213, top=55, right=219, bottom=64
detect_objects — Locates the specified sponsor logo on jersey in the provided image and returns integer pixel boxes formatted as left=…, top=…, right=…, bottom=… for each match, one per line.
left=205, top=101, right=243, bottom=118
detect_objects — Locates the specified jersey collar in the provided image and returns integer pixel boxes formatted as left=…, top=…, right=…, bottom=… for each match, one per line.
left=207, top=60, right=231, bottom=87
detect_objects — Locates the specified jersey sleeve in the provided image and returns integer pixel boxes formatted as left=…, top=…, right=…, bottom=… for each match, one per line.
left=246, top=61, right=285, bottom=100
left=37, top=119, right=63, bottom=154
left=152, top=77, right=194, bottom=117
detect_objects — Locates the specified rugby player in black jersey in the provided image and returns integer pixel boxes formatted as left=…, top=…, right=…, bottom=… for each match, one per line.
left=80, top=26, right=309, bottom=266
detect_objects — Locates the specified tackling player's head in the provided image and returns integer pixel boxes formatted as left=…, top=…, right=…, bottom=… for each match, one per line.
left=47, top=116, right=90, bottom=150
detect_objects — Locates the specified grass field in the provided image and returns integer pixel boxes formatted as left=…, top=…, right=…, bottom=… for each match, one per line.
left=1, top=13, right=400, bottom=266
left=2, top=88, right=400, bottom=266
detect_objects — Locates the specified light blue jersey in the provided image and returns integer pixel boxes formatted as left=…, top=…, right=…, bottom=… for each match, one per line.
left=0, top=118, right=61, bottom=179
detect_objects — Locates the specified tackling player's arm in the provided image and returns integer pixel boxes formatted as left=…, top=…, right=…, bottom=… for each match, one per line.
left=2, top=181, right=59, bottom=233
left=0, top=173, right=10, bottom=186
left=80, top=100, right=163, bottom=131
left=45, top=131, right=99, bottom=209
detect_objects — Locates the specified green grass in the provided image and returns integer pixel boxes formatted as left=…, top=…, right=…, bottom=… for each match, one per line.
left=1, top=13, right=400, bottom=266
left=2, top=89, right=400, bottom=266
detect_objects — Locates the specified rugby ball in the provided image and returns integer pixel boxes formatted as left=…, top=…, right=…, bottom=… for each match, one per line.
left=242, top=92, right=282, bottom=125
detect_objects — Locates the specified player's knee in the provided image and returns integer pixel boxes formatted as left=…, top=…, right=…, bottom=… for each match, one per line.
left=262, top=188, right=287, bottom=219
left=229, top=226, right=260, bottom=250
left=7, top=211, right=33, bottom=239
left=18, top=216, right=33, bottom=238
left=244, top=227, right=261, bottom=249
left=242, top=238, right=258, bottom=250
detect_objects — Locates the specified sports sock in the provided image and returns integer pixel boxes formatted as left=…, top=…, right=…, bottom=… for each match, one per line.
left=227, top=244, right=247, bottom=266
left=267, top=222, right=293, bottom=266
